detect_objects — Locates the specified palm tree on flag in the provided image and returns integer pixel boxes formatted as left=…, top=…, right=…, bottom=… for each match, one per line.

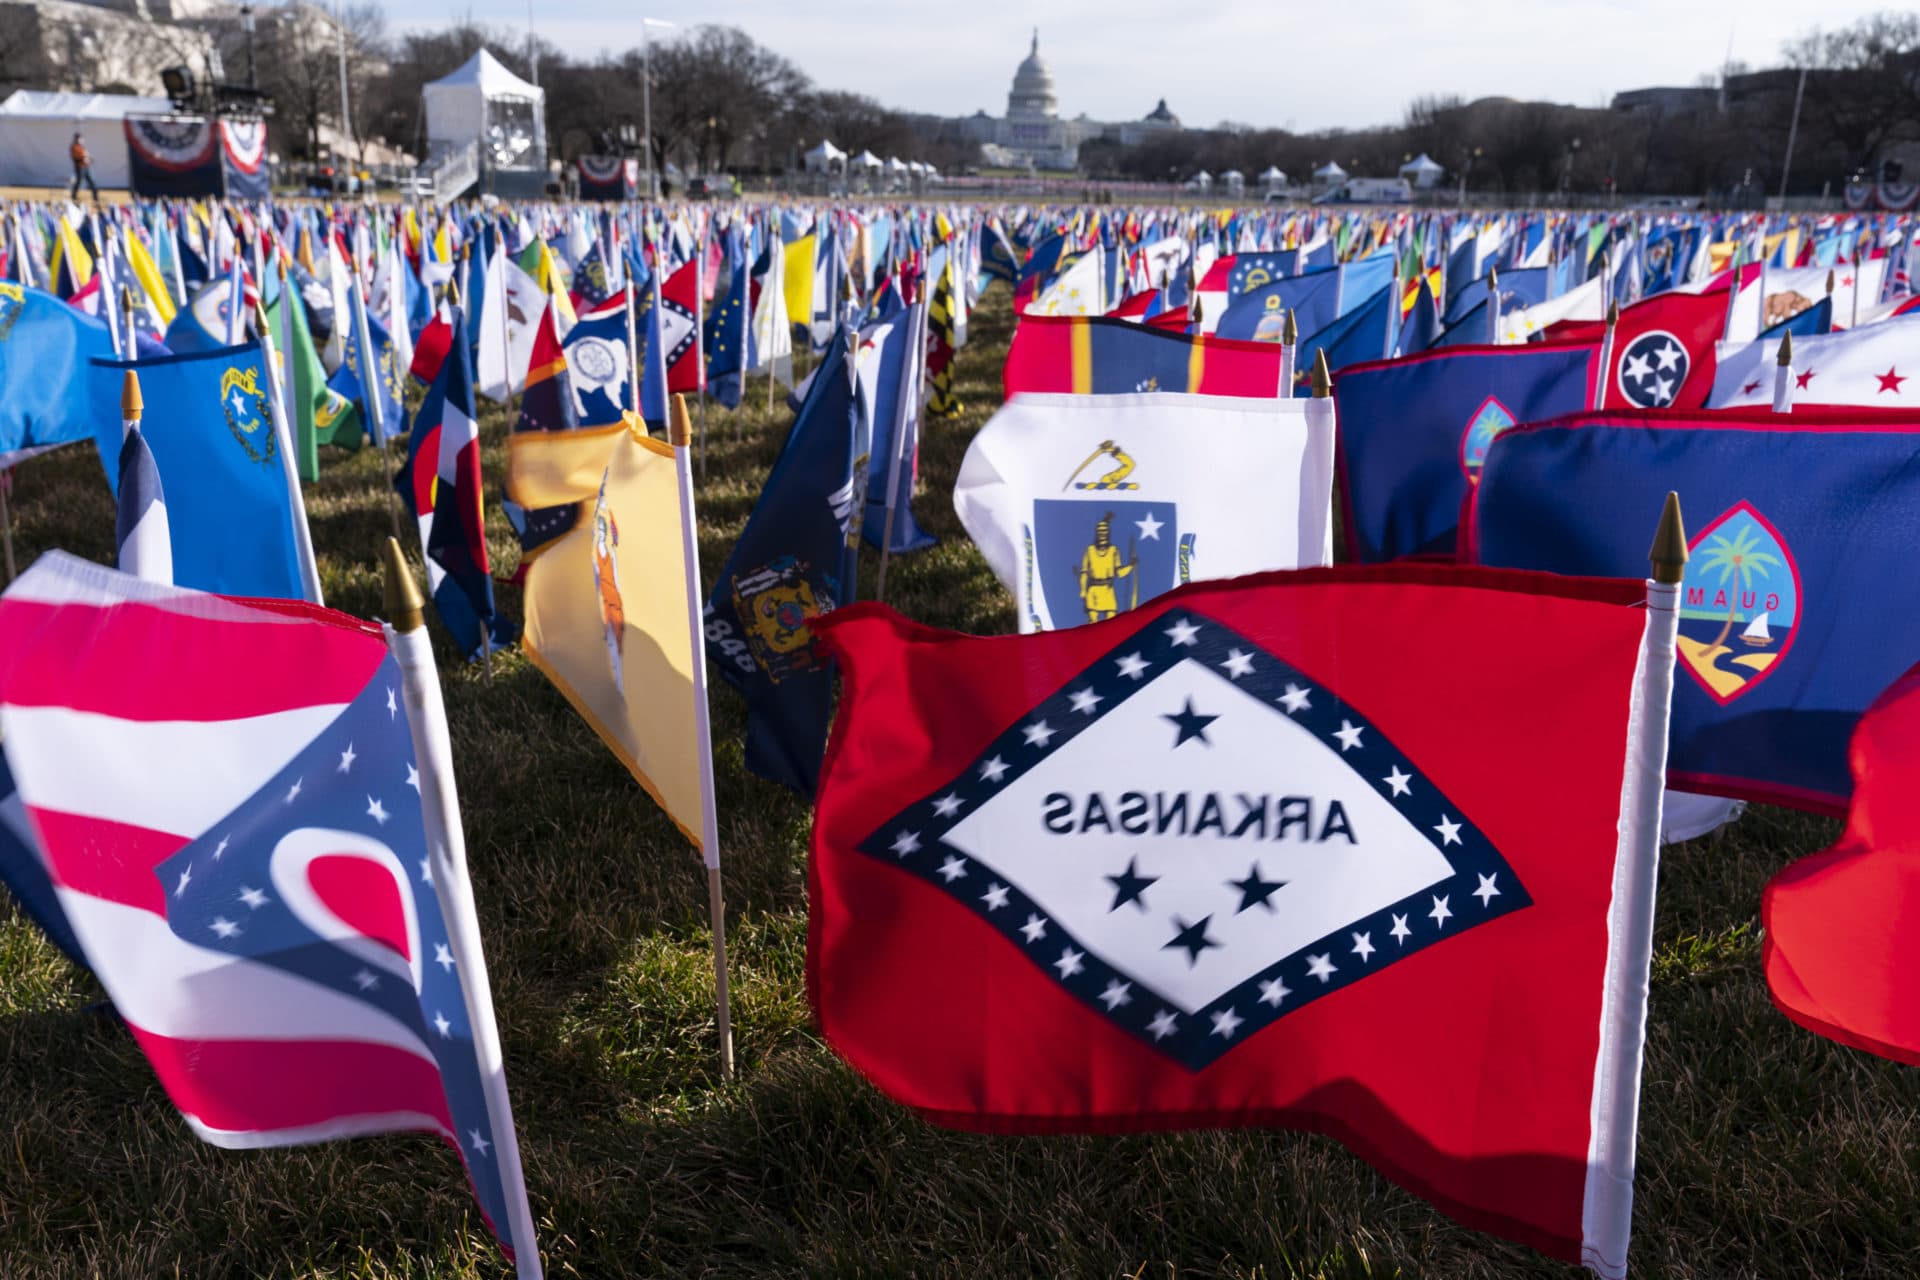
left=1699, top=524, right=1783, bottom=650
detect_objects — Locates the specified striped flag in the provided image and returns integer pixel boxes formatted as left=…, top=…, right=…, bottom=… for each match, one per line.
left=114, top=425, right=171, bottom=583
left=0, top=552, right=536, bottom=1263
left=926, top=258, right=962, bottom=419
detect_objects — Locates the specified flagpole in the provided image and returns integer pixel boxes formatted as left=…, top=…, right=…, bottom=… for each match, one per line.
left=696, top=218, right=709, bottom=481
left=254, top=297, right=325, bottom=605
left=381, top=540, right=545, bottom=1279
left=1581, top=492, right=1685, bottom=1280
left=1277, top=308, right=1297, bottom=398
left=668, top=394, right=736, bottom=1081
left=1593, top=301, right=1618, bottom=411
left=1772, top=330, right=1794, bottom=414
left=0, top=468, right=14, bottom=584
left=874, top=297, right=926, bottom=602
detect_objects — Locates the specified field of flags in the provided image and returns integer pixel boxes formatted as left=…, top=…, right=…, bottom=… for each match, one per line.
left=3, top=192, right=1920, bottom=1276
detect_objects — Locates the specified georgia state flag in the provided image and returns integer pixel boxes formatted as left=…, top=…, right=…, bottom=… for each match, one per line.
left=810, top=565, right=1657, bottom=1273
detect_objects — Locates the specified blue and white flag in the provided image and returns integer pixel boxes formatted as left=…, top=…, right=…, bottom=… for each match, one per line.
left=115, top=425, right=171, bottom=583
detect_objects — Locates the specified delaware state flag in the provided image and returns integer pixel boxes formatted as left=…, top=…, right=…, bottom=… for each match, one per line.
left=0, top=552, right=537, bottom=1261
left=811, top=565, right=1661, bottom=1274
left=1473, top=407, right=1920, bottom=812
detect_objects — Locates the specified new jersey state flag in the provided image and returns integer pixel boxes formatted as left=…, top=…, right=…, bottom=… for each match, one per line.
left=0, top=552, right=535, bottom=1262
left=507, top=417, right=707, bottom=847
left=1473, top=407, right=1920, bottom=812
left=810, top=565, right=1656, bottom=1272
left=955, top=392, right=1335, bottom=633
left=1332, top=341, right=1597, bottom=562
left=1005, top=315, right=1286, bottom=399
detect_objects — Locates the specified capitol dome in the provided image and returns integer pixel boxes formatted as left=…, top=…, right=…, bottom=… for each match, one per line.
left=1007, top=29, right=1058, bottom=119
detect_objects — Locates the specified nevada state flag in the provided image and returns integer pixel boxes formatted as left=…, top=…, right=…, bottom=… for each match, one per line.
left=811, top=565, right=1659, bottom=1274
left=954, top=393, right=1335, bottom=633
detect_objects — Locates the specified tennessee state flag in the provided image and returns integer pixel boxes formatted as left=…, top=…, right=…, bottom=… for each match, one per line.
left=1599, top=286, right=1728, bottom=411
left=1005, top=315, right=1285, bottom=399
left=811, top=565, right=1663, bottom=1274
left=1764, top=660, right=1920, bottom=1065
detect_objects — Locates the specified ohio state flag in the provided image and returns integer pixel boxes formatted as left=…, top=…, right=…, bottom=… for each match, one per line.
left=811, top=565, right=1672, bottom=1275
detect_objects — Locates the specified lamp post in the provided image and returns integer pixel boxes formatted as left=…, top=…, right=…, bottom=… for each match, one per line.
left=241, top=4, right=257, bottom=91
left=639, top=17, right=675, bottom=201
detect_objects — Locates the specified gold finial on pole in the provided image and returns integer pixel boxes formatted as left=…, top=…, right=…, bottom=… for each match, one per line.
left=1488, top=265, right=1498, bottom=290
left=669, top=392, right=693, bottom=447
left=1649, top=491, right=1688, bottom=586
left=1777, top=329, right=1794, bottom=366
left=1825, top=268, right=1836, bottom=296
left=382, top=536, right=426, bottom=633
left=1281, top=307, right=1297, bottom=345
left=1606, top=299, right=1620, bottom=326
left=120, top=369, right=143, bottom=422
left=1310, top=348, right=1332, bottom=398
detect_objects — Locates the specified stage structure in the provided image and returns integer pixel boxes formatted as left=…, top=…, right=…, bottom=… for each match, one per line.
left=124, top=115, right=270, bottom=199
left=421, top=50, right=548, bottom=200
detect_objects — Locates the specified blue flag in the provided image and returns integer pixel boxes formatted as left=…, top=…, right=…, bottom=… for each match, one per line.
left=703, top=234, right=750, bottom=410
left=858, top=306, right=936, bottom=555
left=1444, top=266, right=1549, bottom=327
left=0, top=285, right=116, bottom=462
left=1293, top=285, right=1394, bottom=394
left=89, top=342, right=304, bottom=598
left=1474, top=409, right=1920, bottom=811
left=327, top=296, right=404, bottom=445
left=1225, top=251, right=1297, bottom=300
left=1761, top=297, right=1833, bottom=340
left=1332, top=340, right=1596, bottom=561
left=1216, top=269, right=1338, bottom=343
left=1398, top=277, right=1443, bottom=356
left=562, top=293, right=634, bottom=427
left=704, top=326, right=866, bottom=796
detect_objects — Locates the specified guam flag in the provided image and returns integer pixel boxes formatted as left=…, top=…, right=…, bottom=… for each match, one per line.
left=810, top=565, right=1664, bottom=1275
left=1333, top=340, right=1598, bottom=562
left=1473, top=407, right=1920, bottom=812
left=1005, top=315, right=1285, bottom=399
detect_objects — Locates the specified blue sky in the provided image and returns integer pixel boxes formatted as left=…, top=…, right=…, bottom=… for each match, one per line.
left=386, top=0, right=1896, bottom=132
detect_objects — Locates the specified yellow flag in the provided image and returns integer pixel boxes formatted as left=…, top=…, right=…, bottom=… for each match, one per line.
left=123, top=233, right=178, bottom=325
left=508, top=417, right=706, bottom=848
left=50, top=218, right=93, bottom=289
left=783, top=233, right=816, bottom=331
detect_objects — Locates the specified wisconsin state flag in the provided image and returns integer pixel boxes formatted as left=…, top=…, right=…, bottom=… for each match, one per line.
left=811, top=565, right=1659, bottom=1273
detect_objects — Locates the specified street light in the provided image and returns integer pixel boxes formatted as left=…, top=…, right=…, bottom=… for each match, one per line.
left=638, top=17, right=675, bottom=201
left=240, top=4, right=257, bottom=91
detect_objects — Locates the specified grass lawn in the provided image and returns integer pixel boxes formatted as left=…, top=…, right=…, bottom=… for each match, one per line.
left=0, top=288, right=1913, bottom=1279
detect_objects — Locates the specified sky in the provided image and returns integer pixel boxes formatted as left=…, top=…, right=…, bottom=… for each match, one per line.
left=390, top=0, right=1895, bottom=134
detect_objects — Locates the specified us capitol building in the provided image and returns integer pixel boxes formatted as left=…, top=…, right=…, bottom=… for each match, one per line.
left=916, top=30, right=1186, bottom=171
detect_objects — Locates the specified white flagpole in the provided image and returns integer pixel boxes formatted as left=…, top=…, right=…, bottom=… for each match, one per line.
left=1580, top=492, right=1685, bottom=1280
left=874, top=297, right=926, bottom=602
left=1485, top=265, right=1500, bottom=346
left=1277, top=307, right=1297, bottom=398
left=381, top=540, right=544, bottom=1279
left=1593, top=301, right=1618, bottom=411
left=624, top=281, right=641, bottom=415
left=668, top=394, right=736, bottom=1080
left=253, top=297, right=325, bottom=605
left=1308, top=350, right=1337, bottom=564
left=1772, top=330, right=1795, bottom=414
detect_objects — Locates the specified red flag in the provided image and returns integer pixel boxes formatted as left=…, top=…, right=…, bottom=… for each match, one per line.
left=810, top=565, right=1657, bottom=1269
left=660, top=257, right=704, bottom=394
left=1599, top=286, right=1729, bottom=411
left=1764, top=661, right=1920, bottom=1065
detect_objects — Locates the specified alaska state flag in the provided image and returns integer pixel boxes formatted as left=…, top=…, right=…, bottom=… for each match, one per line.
left=1333, top=341, right=1597, bottom=562
left=704, top=326, right=867, bottom=796
left=1005, top=315, right=1286, bottom=399
left=1473, top=407, right=1920, bottom=812
left=88, top=343, right=303, bottom=599
left=0, top=552, right=537, bottom=1263
left=810, top=565, right=1659, bottom=1274
left=1764, top=660, right=1920, bottom=1065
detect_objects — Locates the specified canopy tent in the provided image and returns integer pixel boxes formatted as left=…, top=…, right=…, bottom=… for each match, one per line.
left=1259, top=165, right=1287, bottom=182
left=422, top=49, right=547, bottom=174
left=802, top=140, right=847, bottom=174
left=1187, top=170, right=1213, bottom=190
left=0, top=91, right=171, bottom=189
left=1399, top=152, right=1445, bottom=189
left=851, top=149, right=883, bottom=170
left=1220, top=169, right=1246, bottom=192
left=1313, top=161, right=1349, bottom=183
left=886, top=156, right=909, bottom=173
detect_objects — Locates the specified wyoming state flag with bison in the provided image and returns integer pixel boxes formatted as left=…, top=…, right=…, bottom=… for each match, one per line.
left=810, top=565, right=1664, bottom=1275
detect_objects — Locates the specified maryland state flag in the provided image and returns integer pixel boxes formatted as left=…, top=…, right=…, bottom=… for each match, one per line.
left=926, top=256, right=963, bottom=419
left=811, top=565, right=1670, bottom=1274
left=1005, top=315, right=1285, bottom=400
left=507, top=416, right=707, bottom=846
left=1473, top=407, right=1920, bottom=812
left=1764, top=660, right=1920, bottom=1066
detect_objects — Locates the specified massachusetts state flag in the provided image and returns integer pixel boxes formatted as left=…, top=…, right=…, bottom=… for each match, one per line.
left=0, top=552, right=537, bottom=1262
left=1005, top=315, right=1286, bottom=399
left=810, top=565, right=1663, bottom=1274
left=1473, top=407, right=1920, bottom=811
left=1764, top=660, right=1920, bottom=1065
left=1332, top=341, right=1597, bottom=561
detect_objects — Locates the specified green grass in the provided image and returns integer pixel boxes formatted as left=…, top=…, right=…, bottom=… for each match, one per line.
left=0, top=291, right=1914, bottom=1279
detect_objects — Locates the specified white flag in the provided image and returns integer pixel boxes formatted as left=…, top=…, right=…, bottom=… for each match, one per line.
left=1498, top=276, right=1603, bottom=344
left=954, top=392, right=1335, bottom=634
left=1027, top=250, right=1103, bottom=318
left=1709, top=314, right=1920, bottom=408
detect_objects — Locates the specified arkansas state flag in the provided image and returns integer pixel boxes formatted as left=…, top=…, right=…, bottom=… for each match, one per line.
left=1332, top=341, right=1597, bottom=561
left=659, top=257, right=704, bottom=395
left=1599, top=286, right=1727, bottom=410
left=1005, top=315, right=1285, bottom=399
left=1473, top=407, right=1920, bottom=812
left=811, top=565, right=1663, bottom=1274
left=1764, top=660, right=1920, bottom=1065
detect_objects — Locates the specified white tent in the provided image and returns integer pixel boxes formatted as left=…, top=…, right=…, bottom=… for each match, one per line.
left=851, top=149, right=882, bottom=170
left=1399, top=152, right=1445, bottom=189
left=0, top=91, right=170, bottom=189
left=1220, top=168, right=1246, bottom=193
left=886, top=156, right=908, bottom=173
left=803, top=140, right=846, bottom=174
left=422, top=49, right=546, bottom=172
left=1313, top=161, right=1349, bottom=184
left=1188, top=170, right=1213, bottom=190
left=1259, top=165, right=1287, bottom=184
